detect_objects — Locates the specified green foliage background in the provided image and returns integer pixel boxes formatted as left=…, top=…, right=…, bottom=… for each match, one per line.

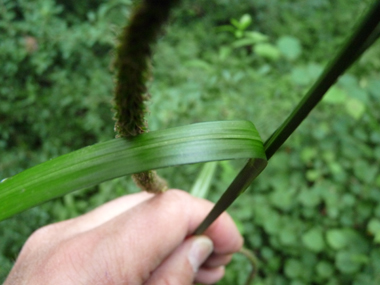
left=1, top=0, right=380, bottom=283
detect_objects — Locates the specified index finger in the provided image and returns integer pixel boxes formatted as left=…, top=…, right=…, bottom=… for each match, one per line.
left=82, top=189, right=243, bottom=284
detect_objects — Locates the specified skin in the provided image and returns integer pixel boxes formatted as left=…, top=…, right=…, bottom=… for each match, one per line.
left=5, top=189, right=243, bottom=285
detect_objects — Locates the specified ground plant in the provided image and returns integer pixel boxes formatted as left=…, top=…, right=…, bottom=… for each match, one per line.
left=1, top=0, right=380, bottom=284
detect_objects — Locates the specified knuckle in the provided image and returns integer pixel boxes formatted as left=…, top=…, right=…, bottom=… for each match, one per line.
left=158, top=275, right=192, bottom=285
left=156, top=190, right=192, bottom=219
left=160, top=190, right=191, bottom=209
left=24, top=224, right=58, bottom=248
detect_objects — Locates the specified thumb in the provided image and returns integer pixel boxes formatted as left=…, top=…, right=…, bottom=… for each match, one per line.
left=145, top=236, right=224, bottom=285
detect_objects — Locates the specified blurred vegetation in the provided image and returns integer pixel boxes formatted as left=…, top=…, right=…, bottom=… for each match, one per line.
left=1, top=0, right=380, bottom=283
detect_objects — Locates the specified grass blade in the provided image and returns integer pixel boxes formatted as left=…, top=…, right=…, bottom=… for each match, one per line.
left=194, top=0, right=380, bottom=234
left=194, top=158, right=266, bottom=234
left=0, top=121, right=266, bottom=221
left=190, top=162, right=218, bottom=198
left=264, top=0, right=380, bottom=159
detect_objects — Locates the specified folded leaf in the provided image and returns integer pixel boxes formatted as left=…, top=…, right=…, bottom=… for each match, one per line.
left=0, top=120, right=266, bottom=221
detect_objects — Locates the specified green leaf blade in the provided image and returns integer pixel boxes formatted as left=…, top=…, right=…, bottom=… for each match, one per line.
left=0, top=120, right=266, bottom=221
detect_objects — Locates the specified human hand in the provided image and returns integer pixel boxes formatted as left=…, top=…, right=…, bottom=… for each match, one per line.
left=5, top=189, right=243, bottom=284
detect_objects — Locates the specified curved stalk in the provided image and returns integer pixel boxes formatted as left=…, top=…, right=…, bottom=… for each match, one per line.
left=113, top=0, right=180, bottom=192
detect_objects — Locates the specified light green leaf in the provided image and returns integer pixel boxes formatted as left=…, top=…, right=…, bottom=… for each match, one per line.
left=306, top=62, right=323, bottom=80
left=263, top=211, right=281, bottom=235
left=302, top=227, right=325, bottom=252
left=367, top=78, right=380, bottom=99
left=218, top=46, right=232, bottom=61
left=230, top=18, right=240, bottom=29
left=184, top=59, right=214, bottom=72
left=298, top=187, right=321, bottom=208
left=290, top=63, right=323, bottom=86
left=285, top=258, right=303, bottom=278
left=245, top=31, right=268, bottom=42
left=291, top=66, right=311, bottom=86
left=254, top=43, right=281, bottom=60
left=190, top=162, right=218, bottom=198
left=346, top=86, right=369, bottom=104
left=277, top=35, right=302, bottom=60
left=345, top=97, right=366, bottom=119
left=279, top=223, right=298, bottom=246
left=239, top=14, right=252, bottom=30
left=316, top=260, right=334, bottom=278
left=374, top=232, right=380, bottom=244
left=300, top=147, right=317, bottom=163
left=234, top=30, right=243, bottom=38
left=0, top=120, right=267, bottom=221
left=323, top=86, right=347, bottom=104
left=335, top=250, right=367, bottom=274
left=326, top=229, right=348, bottom=250
left=306, top=169, right=321, bottom=182
left=232, top=38, right=260, bottom=49
left=338, top=75, right=369, bottom=104
left=367, top=218, right=380, bottom=243
left=269, top=187, right=296, bottom=211
left=216, top=25, right=235, bottom=34
left=354, top=160, right=377, bottom=183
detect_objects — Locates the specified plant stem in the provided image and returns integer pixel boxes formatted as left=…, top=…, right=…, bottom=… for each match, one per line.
left=194, top=0, right=380, bottom=234
left=238, top=247, right=259, bottom=285
left=264, top=0, right=380, bottom=159
left=194, top=158, right=267, bottom=234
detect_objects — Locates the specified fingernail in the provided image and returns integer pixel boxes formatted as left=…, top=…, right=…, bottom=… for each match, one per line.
left=188, top=236, right=214, bottom=272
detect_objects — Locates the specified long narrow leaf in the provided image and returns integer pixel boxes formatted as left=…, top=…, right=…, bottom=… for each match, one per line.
left=190, top=162, right=218, bottom=198
left=0, top=121, right=266, bottom=221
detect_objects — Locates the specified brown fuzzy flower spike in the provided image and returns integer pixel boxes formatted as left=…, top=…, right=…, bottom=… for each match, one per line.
left=113, top=0, right=179, bottom=193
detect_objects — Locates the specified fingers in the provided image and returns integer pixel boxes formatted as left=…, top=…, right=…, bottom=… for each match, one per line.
left=203, top=253, right=233, bottom=268
left=195, top=266, right=225, bottom=284
left=146, top=236, right=226, bottom=285
left=45, top=191, right=155, bottom=240
left=14, top=189, right=243, bottom=285
left=75, top=191, right=154, bottom=227
left=89, top=189, right=243, bottom=283
left=146, top=236, right=217, bottom=285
